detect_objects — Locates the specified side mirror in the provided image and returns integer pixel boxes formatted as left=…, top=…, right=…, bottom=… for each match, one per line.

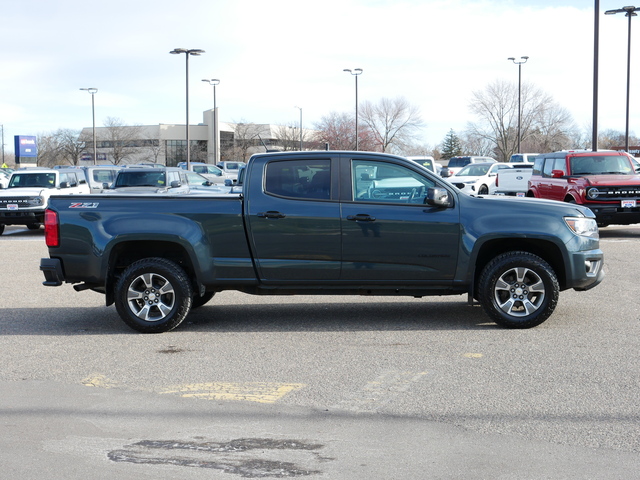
left=426, top=187, right=452, bottom=207
left=59, top=181, right=70, bottom=188
left=224, top=179, right=233, bottom=186
left=204, top=181, right=213, bottom=186
left=102, top=182, right=109, bottom=189
left=551, top=169, right=565, bottom=178
left=170, top=181, right=181, bottom=188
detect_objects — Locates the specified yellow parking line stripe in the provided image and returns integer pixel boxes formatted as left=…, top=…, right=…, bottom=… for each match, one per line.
left=160, top=382, right=305, bottom=403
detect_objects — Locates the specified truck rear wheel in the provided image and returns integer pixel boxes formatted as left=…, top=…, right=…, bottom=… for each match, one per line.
left=114, top=257, right=193, bottom=333
left=478, top=251, right=559, bottom=329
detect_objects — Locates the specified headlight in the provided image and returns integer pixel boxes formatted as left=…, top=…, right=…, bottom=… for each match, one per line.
left=27, top=196, right=44, bottom=206
left=586, top=187, right=600, bottom=200
left=565, top=216, right=599, bottom=239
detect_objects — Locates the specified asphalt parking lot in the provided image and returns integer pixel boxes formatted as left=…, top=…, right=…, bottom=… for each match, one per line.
left=1, top=224, right=639, bottom=479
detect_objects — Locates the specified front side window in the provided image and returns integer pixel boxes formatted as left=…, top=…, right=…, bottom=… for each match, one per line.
left=352, top=160, right=435, bottom=204
left=265, top=159, right=331, bottom=200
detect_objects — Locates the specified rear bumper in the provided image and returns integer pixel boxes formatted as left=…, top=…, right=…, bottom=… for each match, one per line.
left=40, top=258, right=65, bottom=286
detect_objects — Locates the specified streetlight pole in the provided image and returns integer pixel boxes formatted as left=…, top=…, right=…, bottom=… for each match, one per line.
left=507, top=56, right=528, bottom=154
left=343, top=68, right=363, bottom=151
left=295, top=106, right=303, bottom=150
left=170, top=48, right=205, bottom=170
left=202, top=78, right=220, bottom=164
left=605, top=5, right=638, bottom=153
left=79, top=88, right=98, bottom=165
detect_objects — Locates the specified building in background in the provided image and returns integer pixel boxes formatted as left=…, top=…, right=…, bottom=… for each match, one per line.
left=79, top=109, right=318, bottom=166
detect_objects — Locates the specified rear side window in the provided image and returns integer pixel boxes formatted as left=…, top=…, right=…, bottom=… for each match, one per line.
left=265, top=159, right=331, bottom=200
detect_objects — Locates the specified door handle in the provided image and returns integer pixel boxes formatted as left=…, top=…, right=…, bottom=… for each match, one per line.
left=257, top=211, right=286, bottom=219
left=347, top=214, right=376, bottom=222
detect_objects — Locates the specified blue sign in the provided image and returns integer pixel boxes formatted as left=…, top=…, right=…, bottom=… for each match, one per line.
left=15, top=135, right=38, bottom=158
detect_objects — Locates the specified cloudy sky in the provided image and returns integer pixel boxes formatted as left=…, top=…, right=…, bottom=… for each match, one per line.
left=0, top=0, right=637, bottom=153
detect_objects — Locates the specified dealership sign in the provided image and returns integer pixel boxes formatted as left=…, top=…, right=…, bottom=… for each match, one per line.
left=15, top=135, right=38, bottom=158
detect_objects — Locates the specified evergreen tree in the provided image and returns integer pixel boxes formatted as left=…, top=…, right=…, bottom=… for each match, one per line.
left=441, top=129, right=463, bottom=159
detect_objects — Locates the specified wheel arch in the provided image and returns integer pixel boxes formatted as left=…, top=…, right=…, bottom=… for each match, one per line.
left=472, top=238, right=567, bottom=295
left=105, top=239, right=199, bottom=306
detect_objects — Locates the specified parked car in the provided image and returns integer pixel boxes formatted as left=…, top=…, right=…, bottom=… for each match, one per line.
left=177, top=162, right=234, bottom=185
left=0, top=170, right=10, bottom=189
left=406, top=156, right=442, bottom=176
left=527, top=150, right=640, bottom=226
left=81, top=165, right=122, bottom=194
left=441, top=156, right=496, bottom=178
left=104, top=167, right=189, bottom=194
left=490, top=162, right=534, bottom=196
left=216, top=161, right=246, bottom=181
left=509, top=153, right=539, bottom=163
left=449, top=162, right=512, bottom=194
left=0, top=167, right=90, bottom=234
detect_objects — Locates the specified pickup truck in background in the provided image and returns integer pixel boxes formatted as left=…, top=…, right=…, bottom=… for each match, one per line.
left=490, top=163, right=534, bottom=196
left=0, top=168, right=90, bottom=235
left=527, top=150, right=640, bottom=226
left=40, top=151, right=604, bottom=333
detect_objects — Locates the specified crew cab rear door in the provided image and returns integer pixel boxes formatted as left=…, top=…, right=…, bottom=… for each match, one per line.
left=340, top=156, right=460, bottom=281
left=245, top=156, right=341, bottom=282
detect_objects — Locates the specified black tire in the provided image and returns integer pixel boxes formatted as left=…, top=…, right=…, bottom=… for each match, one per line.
left=0, top=224, right=4, bottom=235
left=192, top=291, right=215, bottom=309
left=114, top=257, right=193, bottom=333
left=478, top=184, right=489, bottom=195
left=27, top=224, right=41, bottom=230
left=477, top=251, right=559, bottom=329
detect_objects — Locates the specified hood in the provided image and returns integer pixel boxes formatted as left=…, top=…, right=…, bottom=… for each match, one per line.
left=0, top=187, right=47, bottom=197
left=464, top=193, right=595, bottom=218
left=573, top=174, right=640, bottom=187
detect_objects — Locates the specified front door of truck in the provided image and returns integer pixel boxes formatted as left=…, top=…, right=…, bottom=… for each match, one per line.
left=245, top=157, right=342, bottom=282
left=341, top=158, right=460, bottom=282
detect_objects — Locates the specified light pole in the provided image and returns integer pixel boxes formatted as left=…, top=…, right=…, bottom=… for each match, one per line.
left=508, top=56, right=528, bottom=154
left=79, top=87, right=98, bottom=164
left=170, top=48, right=205, bottom=169
left=202, top=78, right=220, bottom=164
left=605, top=5, right=638, bottom=153
left=343, top=68, right=363, bottom=151
left=295, top=106, right=303, bottom=150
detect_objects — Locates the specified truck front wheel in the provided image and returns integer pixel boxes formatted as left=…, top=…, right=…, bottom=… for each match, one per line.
left=114, top=257, right=193, bottom=333
left=478, top=251, right=559, bottom=329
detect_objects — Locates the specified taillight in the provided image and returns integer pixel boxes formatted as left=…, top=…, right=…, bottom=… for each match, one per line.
left=44, top=209, right=59, bottom=247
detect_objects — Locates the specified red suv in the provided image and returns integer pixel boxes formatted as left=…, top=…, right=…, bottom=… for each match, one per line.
left=527, top=150, right=640, bottom=226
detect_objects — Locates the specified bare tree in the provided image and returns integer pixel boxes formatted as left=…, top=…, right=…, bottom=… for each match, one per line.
left=467, top=80, right=576, bottom=161
left=92, top=117, right=144, bottom=165
left=359, top=97, right=425, bottom=153
left=314, top=111, right=378, bottom=151
left=226, top=122, right=272, bottom=161
left=274, top=122, right=302, bottom=151
left=37, top=129, right=83, bottom=167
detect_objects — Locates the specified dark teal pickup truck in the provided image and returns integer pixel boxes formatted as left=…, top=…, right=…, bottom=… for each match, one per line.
left=40, top=151, right=604, bottom=333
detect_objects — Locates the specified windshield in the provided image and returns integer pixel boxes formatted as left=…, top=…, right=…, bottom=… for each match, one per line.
left=114, top=171, right=167, bottom=187
left=8, top=172, right=56, bottom=188
left=456, top=164, right=491, bottom=177
left=570, top=155, right=634, bottom=175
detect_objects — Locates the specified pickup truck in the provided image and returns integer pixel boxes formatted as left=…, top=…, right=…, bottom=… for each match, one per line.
left=527, top=150, right=640, bottom=226
left=40, top=151, right=604, bottom=333
left=490, top=163, right=534, bottom=196
left=0, top=167, right=90, bottom=235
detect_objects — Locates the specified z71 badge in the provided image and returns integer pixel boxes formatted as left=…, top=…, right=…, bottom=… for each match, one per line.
left=69, top=202, right=99, bottom=209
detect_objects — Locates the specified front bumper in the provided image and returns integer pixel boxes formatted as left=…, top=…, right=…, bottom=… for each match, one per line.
left=586, top=204, right=640, bottom=226
left=567, top=248, right=605, bottom=291
left=0, top=210, right=45, bottom=226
